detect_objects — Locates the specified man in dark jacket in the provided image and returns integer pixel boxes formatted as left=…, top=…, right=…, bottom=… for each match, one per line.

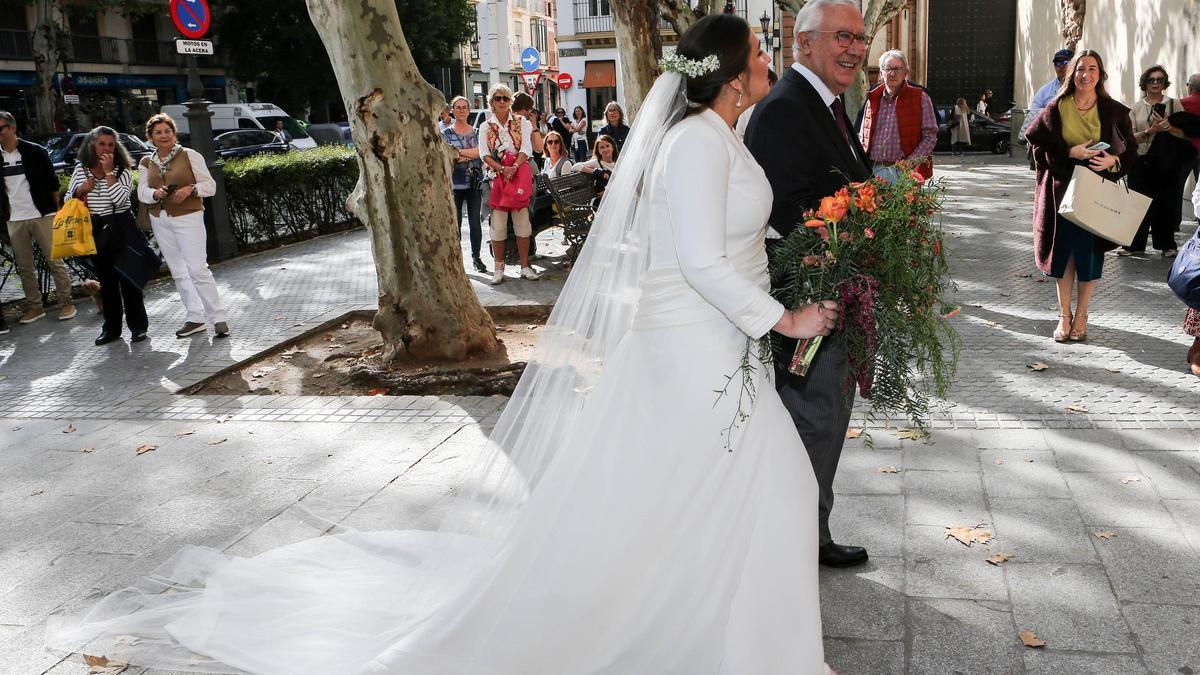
left=1, top=111, right=74, bottom=324
left=744, top=0, right=872, bottom=569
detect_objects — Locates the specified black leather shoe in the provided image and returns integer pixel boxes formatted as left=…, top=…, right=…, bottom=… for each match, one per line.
left=819, top=542, right=869, bottom=568
left=131, top=331, right=148, bottom=343
left=95, top=331, right=121, bottom=345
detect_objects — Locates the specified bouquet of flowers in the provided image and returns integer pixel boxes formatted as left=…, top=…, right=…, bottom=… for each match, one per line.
left=770, top=163, right=959, bottom=428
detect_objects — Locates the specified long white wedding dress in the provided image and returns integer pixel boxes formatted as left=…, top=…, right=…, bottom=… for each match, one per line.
left=47, top=106, right=827, bottom=674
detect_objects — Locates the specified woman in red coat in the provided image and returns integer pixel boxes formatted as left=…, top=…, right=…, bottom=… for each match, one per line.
left=1026, top=50, right=1137, bottom=342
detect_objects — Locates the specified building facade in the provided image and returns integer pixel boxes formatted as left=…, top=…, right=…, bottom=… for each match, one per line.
left=0, top=1, right=234, bottom=135
left=553, top=0, right=782, bottom=135
left=472, top=0, right=562, bottom=114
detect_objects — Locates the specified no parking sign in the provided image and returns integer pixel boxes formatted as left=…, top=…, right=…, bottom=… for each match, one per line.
left=170, top=0, right=211, bottom=39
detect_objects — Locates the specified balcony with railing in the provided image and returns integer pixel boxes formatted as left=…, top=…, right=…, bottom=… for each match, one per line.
left=0, top=29, right=34, bottom=60
left=572, top=0, right=746, bottom=34
left=127, top=38, right=178, bottom=66
left=68, top=35, right=121, bottom=63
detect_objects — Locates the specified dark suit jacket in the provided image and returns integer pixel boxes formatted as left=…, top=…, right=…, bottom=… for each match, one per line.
left=744, top=67, right=871, bottom=382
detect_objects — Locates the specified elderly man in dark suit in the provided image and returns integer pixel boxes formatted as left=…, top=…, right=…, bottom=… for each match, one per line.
left=744, top=0, right=872, bottom=568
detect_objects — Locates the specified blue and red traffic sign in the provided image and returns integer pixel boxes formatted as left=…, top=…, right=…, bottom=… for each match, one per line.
left=170, top=0, right=211, bottom=40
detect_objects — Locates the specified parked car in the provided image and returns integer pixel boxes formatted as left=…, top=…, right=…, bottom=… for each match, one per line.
left=212, top=129, right=291, bottom=160
left=161, top=103, right=317, bottom=150
left=305, top=122, right=353, bottom=147
left=45, top=132, right=153, bottom=174
left=934, top=105, right=1011, bottom=154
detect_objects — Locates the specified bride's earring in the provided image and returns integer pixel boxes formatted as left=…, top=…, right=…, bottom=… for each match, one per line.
left=735, top=87, right=744, bottom=108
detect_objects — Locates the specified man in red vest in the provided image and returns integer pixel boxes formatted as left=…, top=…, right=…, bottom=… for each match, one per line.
left=859, top=49, right=937, bottom=183
left=1181, top=73, right=1200, bottom=222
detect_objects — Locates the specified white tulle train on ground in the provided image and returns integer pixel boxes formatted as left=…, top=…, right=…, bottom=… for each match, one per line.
left=46, top=103, right=829, bottom=674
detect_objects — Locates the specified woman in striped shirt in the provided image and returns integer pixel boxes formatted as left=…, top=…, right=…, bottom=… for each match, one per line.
left=67, top=126, right=148, bottom=345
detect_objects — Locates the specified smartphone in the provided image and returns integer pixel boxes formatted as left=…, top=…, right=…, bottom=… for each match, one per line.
left=1152, top=103, right=1167, bottom=117
left=1086, top=141, right=1110, bottom=152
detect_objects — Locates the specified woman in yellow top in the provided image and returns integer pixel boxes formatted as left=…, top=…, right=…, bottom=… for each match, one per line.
left=1026, top=50, right=1137, bottom=342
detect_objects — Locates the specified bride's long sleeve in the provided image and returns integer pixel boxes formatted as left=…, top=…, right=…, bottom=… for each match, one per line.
left=663, top=125, right=785, bottom=339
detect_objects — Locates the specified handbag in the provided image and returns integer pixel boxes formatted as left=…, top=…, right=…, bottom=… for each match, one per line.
left=489, top=152, right=533, bottom=210
left=50, top=198, right=97, bottom=258
left=1168, top=227, right=1200, bottom=309
left=1057, top=165, right=1152, bottom=247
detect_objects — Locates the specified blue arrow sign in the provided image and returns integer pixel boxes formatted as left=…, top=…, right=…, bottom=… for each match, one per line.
left=520, top=47, right=540, bottom=73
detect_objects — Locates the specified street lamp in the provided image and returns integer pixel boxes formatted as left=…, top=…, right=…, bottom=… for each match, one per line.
left=759, top=10, right=774, bottom=51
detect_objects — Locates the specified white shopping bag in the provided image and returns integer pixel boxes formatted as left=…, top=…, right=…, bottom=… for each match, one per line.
left=1057, top=165, right=1151, bottom=247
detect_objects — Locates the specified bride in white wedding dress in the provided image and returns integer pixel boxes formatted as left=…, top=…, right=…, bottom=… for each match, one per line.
left=47, top=14, right=840, bottom=675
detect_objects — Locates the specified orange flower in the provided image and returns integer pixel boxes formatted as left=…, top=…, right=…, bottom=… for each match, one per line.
left=804, top=219, right=826, bottom=228
left=853, top=183, right=877, bottom=213
left=932, top=240, right=942, bottom=256
left=817, top=194, right=849, bottom=223
left=904, top=190, right=916, bottom=204
left=864, top=227, right=876, bottom=239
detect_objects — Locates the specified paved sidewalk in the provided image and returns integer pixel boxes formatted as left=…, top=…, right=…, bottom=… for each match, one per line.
left=1, top=154, right=1198, bottom=674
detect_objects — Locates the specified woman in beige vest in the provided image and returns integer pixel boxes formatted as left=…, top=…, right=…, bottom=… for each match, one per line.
left=138, top=113, right=228, bottom=338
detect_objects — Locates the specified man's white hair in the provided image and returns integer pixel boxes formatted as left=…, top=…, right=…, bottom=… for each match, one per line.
left=792, top=0, right=861, bottom=61
left=1189, top=73, right=1200, bottom=93
left=878, top=49, right=908, bottom=71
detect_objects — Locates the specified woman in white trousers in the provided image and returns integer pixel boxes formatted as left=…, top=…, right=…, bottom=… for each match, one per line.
left=138, top=113, right=229, bottom=338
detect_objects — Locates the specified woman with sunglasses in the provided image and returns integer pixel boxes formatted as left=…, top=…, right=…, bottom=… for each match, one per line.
left=444, top=95, right=487, bottom=273
left=540, top=130, right=574, bottom=178
left=1121, top=65, right=1187, bottom=258
left=481, top=83, right=540, bottom=284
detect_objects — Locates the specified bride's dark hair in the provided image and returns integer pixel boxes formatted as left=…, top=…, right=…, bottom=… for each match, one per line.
left=676, top=13, right=751, bottom=114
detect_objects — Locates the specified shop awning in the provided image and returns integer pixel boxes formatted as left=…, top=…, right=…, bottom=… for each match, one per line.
left=582, top=61, right=616, bottom=89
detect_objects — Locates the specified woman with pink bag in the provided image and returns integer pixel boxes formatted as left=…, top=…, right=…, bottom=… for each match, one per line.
left=481, top=83, right=540, bottom=285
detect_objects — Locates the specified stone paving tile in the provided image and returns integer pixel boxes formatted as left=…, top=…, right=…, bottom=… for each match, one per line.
left=904, top=525, right=1009, bottom=601
left=1089, top=527, right=1200, bottom=605
left=1122, top=603, right=1200, bottom=674
left=1022, top=650, right=1150, bottom=675
left=980, top=450, right=1070, bottom=499
left=907, top=598, right=1022, bottom=674
left=822, top=639, right=905, bottom=675
left=818, top=556, right=906, bottom=641
left=1063, top=471, right=1178, bottom=529
left=1005, top=563, right=1137, bottom=653
left=903, top=470, right=990, bottom=526
left=988, top=497, right=1099, bottom=563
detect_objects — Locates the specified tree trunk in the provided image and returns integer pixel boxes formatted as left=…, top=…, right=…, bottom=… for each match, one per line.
left=30, top=0, right=62, bottom=135
left=845, top=0, right=907, bottom=119
left=657, top=0, right=719, bottom=37
left=611, top=0, right=662, bottom=120
left=1060, top=0, right=1085, bottom=51
left=305, top=0, right=498, bottom=362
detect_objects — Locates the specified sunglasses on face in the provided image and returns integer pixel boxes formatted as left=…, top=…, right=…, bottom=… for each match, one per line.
left=1147, top=77, right=1166, bottom=84
left=492, top=95, right=510, bottom=102
left=545, top=140, right=561, bottom=145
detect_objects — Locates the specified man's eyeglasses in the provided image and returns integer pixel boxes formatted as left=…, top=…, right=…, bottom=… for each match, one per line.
left=881, top=66, right=905, bottom=75
left=1147, top=77, right=1167, bottom=84
left=492, top=95, right=510, bottom=102
left=1053, top=60, right=1071, bottom=66
left=812, top=30, right=868, bottom=48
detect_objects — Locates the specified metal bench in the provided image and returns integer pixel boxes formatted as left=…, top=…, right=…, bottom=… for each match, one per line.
left=534, top=172, right=595, bottom=261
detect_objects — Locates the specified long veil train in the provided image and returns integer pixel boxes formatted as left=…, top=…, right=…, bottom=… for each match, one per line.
left=45, top=73, right=694, bottom=674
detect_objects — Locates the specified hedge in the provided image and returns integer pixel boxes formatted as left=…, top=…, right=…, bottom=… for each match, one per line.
left=54, top=146, right=360, bottom=249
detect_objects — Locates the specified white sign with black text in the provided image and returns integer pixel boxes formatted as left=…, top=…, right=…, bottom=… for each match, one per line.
left=175, top=39, right=215, bottom=55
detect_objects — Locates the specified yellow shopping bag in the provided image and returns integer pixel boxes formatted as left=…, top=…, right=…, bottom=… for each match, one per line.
left=51, top=198, right=96, bottom=259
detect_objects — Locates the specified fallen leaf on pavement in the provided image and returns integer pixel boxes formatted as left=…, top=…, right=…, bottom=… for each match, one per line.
left=876, top=466, right=901, bottom=474
left=1018, top=630, right=1046, bottom=648
left=1120, top=475, right=1141, bottom=484
left=845, top=427, right=864, bottom=439
left=1028, top=362, right=1049, bottom=371
left=1104, top=366, right=1121, bottom=373
left=81, top=447, right=94, bottom=453
left=84, top=654, right=128, bottom=673
left=983, top=319, right=1002, bottom=328
left=993, top=459, right=1005, bottom=465
left=1065, top=403, right=1089, bottom=413
left=368, top=387, right=388, bottom=396
left=208, top=438, right=228, bottom=446
left=313, top=373, right=325, bottom=379
left=31, top=490, right=44, bottom=496
left=63, top=424, right=76, bottom=433
left=1023, top=457, right=1034, bottom=463
left=1094, top=530, right=1119, bottom=540
left=215, top=415, right=233, bottom=424
left=945, top=525, right=994, bottom=547
left=986, top=552, right=1015, bottom=566
left=135, top=443, right=158, bottom=455
left=1000, top=292, right=1012, bottom=297
left=895, top=428, right=927, bottom=441
left=175, top=430, right=194, bottom=437
left=1013, top=273, right=1032, bottom=279
left=969, top=302, right=985, bottom=308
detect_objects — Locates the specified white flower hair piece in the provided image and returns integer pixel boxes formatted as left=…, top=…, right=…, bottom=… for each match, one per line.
left=658, top=53, right=720, bottom=78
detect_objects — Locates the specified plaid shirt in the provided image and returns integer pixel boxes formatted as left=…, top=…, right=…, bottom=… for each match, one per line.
left=864, top=86, right=938, bottom=164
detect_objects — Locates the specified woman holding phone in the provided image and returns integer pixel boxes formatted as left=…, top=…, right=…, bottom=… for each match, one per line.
left=1122, top=65, right=1187, bottom=258
left=1026, top=50, right=1137, bottom=343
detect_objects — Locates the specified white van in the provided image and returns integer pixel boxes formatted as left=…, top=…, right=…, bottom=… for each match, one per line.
left=160, top=103, right=317, bottom=150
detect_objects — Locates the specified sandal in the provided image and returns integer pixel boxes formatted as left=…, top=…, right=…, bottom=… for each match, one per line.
left=1054, top=312, right=1072, bottom=343
left=1164, top=249, right=1178, bottom=258
left=1069, top=312, right=1088, bottom=342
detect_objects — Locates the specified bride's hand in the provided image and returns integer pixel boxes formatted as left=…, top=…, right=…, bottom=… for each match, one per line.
left=774, top=301, right=839, bottom=339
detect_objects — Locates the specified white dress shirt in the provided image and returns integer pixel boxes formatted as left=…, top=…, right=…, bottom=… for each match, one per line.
left=790, top=62, right=859, bottom=159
